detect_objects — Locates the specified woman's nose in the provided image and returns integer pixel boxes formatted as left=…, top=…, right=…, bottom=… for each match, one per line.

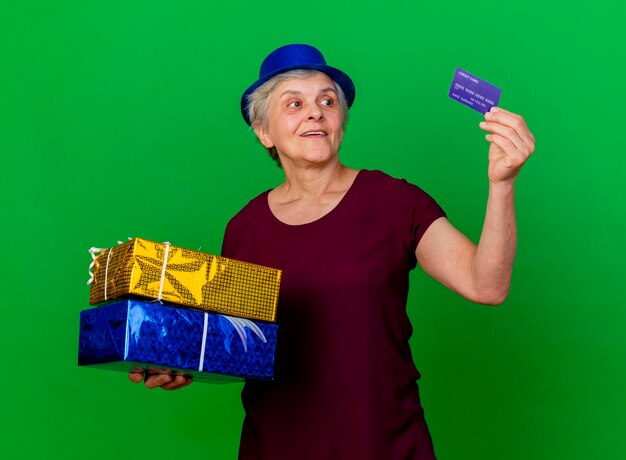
left=307, top=106, right=323, bottom=120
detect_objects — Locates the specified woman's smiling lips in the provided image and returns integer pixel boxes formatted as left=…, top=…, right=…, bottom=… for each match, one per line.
left=300, top=130, right=328, bottom=137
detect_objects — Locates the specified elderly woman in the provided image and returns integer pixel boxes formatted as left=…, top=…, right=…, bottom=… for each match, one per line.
left=130, top=44, right=535, bottom=459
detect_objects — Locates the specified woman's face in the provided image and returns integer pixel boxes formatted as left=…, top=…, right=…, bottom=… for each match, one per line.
left=255, top=72, right=344, bottom=167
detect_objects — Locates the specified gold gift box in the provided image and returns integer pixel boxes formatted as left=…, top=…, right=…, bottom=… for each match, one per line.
left=89, top=238, right=281, bottom=322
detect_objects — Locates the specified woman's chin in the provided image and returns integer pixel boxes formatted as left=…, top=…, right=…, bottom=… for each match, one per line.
left=301, top=155, right=338, bottom=167
left=279, top=151, right=338, bottom=167
left=303, top=148, right=339, bottom=163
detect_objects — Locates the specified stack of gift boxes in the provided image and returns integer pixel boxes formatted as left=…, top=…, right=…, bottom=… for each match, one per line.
left=78, top=237, right=281, bottom=382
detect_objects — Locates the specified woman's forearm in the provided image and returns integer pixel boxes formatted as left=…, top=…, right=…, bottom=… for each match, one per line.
left=471, top=181, right=517, bottom=305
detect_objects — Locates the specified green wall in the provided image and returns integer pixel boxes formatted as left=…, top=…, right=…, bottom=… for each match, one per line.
left=1, top=1, right=624, bottom=459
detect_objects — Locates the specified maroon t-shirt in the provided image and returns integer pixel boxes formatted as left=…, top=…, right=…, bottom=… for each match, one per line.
left=221, top=169, right=446, bottom=460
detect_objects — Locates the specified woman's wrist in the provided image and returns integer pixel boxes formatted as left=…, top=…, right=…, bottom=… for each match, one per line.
left=488, top=178, right=516, bottom=195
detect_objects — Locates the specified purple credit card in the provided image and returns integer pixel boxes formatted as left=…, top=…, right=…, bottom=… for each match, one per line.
left=448, top=67, right=501, bottom=114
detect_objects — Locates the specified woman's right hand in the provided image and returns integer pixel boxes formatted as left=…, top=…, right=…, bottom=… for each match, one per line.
left=128, top=366, right=193, bottom=390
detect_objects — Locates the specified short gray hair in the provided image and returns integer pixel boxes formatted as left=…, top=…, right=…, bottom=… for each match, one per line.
left=246, top=69, right=350, bottom=167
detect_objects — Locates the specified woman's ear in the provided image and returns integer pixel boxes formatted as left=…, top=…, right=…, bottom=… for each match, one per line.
left=252, top=122, right=274, bottom=149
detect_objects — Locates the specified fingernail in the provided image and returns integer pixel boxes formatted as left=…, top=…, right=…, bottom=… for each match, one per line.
left=479, top=121, right=486, bottom=128
left=485, top=112, right=493, bottom=119
left=491, top=107, right=499, bottom=112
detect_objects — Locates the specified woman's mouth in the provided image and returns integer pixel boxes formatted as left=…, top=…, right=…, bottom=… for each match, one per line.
left=300, top=130, right=327, bottom=137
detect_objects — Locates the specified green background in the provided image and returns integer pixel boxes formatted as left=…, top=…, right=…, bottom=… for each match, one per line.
left=1, top=1, right=624, bottom=459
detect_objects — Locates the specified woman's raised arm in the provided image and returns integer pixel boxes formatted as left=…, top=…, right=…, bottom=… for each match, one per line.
left=415, top=107, right=535, bottom=305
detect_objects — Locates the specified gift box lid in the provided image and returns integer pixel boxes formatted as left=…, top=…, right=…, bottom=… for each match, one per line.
left=88, top=237, right=281, bottom=322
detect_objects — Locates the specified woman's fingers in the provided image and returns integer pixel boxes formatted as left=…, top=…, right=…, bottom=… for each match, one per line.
left=144, top=373, right=175, bottom=389
left=479, top=120, right=526, bottom=152
left=145, top=373, right=193, bottom=390
left=486, top=134, right=527, bottom=168
left=129, top=367, right=193, bottom=390
left=161, top=375, right=193, bottom=391
left=128, top=371, right=144, bottom=383
left=480, top=107, right=535, bottom=164
left=484, top=107, right=535, bottom=147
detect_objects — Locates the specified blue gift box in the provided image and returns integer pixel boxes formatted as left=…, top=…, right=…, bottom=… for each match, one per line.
left=78, top=299, right=277, bottom=382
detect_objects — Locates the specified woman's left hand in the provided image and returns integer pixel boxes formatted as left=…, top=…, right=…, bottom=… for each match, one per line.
left=479, top=107, right=535, bottom=184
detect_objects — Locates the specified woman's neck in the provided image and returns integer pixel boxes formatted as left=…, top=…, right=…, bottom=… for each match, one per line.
left=278, top=160, right=350, bottom=199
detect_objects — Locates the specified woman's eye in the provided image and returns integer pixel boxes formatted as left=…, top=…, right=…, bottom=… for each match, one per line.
left=288, top=101, right=301, bottom=108
left=321, top=98, right=334, bottom=106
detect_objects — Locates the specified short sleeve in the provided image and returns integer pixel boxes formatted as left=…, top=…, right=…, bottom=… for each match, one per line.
left=410, top=184, right=447, bottom=253
left=221, top=220, right=236, bottom=259
left=219, top=191, right=270, bottom=262
left=391, top=178, right=446, bottom=269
